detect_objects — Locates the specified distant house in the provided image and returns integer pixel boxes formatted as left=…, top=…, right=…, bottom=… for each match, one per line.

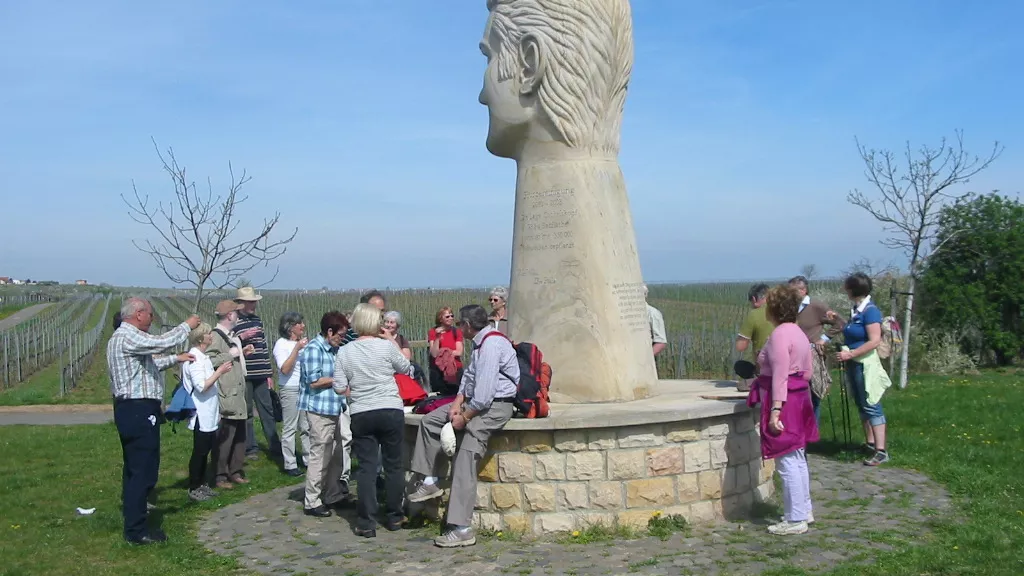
left=0, top=277, right=9, bottom=285
left=75, top=279, right=88, bottom=286
left=11, top=279, right=24, bottom=285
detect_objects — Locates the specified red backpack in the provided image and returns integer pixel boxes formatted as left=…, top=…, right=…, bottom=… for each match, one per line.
left=481, top=332, right=552, bottom=419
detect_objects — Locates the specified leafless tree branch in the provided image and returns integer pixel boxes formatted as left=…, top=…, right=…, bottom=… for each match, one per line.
left=846, top=130, right=1002, bottom=390
left=122, top=139, right=298, bottom=312
left=848, top=130, right=1002, bottom=274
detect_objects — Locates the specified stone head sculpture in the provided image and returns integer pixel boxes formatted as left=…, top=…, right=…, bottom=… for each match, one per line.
left=479, top=0, right=634, bottom=161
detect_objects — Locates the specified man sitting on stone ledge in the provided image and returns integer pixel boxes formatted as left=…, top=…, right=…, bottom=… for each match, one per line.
left=407, top=304, right=520, bottom=548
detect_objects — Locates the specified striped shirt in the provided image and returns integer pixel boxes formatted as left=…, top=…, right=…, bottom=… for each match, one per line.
left=298, top=334, right=345, bottom=416
left=460, top=326, right=520, bottom=412
left=235, top=312, right=272, bottom=379
left=333, top=338, right=412, bottom=415
left=106, top=322, right=190, bottom=401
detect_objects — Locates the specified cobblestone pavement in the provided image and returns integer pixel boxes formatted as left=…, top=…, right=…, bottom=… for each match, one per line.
left=199, top=455, right=952, bottom=575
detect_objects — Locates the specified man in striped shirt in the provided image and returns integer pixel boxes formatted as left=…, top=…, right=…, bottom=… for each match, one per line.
left=106, top=297, right=199, bottom=545
left=233, top=287, right=282, bottom=460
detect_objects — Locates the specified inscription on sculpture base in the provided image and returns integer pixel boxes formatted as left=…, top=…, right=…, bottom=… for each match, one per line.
left=509, top=161, right=655, bottom=403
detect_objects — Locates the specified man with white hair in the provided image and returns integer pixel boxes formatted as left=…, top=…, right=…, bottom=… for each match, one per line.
left=107, top=297, right=200, bottom=545
left=643, top=284, right=668, bottom=357
left=487, top=286, right=508, bottom=333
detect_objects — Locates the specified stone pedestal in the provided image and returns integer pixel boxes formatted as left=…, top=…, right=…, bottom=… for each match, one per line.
left=508, top=161, right=657, bottom=404
left=404, top=380, right=773, bottom=536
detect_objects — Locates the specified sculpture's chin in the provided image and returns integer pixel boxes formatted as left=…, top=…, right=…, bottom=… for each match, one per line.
left=485, top=128, right=515, bottom=159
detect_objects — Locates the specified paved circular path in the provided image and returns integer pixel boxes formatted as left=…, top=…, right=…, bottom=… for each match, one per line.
left=199, top=455, right=952, bottom=575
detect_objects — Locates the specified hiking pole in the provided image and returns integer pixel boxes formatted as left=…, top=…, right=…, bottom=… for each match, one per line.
left=826, top=386, right=838, bottom=442
left=839, top=363, right=852, bottom=447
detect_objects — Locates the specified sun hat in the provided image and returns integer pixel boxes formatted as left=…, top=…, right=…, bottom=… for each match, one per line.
left=234, top=286, right=263, bottom=302
left=440, top=422, right=457, bottom=456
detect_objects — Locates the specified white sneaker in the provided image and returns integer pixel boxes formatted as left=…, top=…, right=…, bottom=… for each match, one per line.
left=768, top=520, right=808, bottom=535
left=408, top=481, right=443, bottom=503
left=434, top=527, right=476, bottom=548
left=779, top=512, right=814, bottom=524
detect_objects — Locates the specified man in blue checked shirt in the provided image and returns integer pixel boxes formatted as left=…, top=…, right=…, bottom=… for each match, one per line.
left=298, top=311, right=356, bottom=517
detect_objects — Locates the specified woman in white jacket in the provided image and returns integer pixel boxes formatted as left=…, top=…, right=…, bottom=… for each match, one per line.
left=182, top=323, right=233, bottom=502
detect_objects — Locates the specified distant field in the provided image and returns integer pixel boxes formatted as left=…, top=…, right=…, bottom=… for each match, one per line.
left=0, top=277, right=893, bottom=404
left=139, top=279, right=854, bottom=381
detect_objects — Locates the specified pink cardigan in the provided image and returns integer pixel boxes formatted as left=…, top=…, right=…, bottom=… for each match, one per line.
left=757, top=323, right=813, bottom=403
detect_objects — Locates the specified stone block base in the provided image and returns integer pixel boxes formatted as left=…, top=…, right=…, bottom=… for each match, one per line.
left=404, top=409, right=773, bottom=536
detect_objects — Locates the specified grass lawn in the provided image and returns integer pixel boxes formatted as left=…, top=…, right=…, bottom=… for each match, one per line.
left=0, top=423, right=298, bottom=576
left=0, top=371, right=1021, bottom=575
left=807, top=371, right=1024, bottom=576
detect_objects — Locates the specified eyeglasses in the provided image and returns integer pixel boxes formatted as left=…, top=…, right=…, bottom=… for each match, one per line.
left=444, top=314, right=454, bottom=318
left=489, top=298, right=501, bottom=303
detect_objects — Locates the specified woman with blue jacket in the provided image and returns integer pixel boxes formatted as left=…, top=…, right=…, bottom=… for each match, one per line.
left=830, top=272, right=892, bottom=466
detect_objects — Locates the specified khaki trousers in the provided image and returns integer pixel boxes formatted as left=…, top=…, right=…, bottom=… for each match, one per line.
left=410, top=402, right=513, bottom=527
left=302, top=410, right=352, bottom=509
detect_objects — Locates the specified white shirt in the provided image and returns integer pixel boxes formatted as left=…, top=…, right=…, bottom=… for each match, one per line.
left=182, top=347, right=221, bottom=432
left=272, top=338, right=302, bottom=389
left=647, top=304, right=667, bottom=345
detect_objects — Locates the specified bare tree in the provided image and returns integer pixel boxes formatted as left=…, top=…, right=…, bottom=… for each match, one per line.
left=841, top=257, right=899, bottom=280
left=123, top=140, right=298, bottom=312
left=799, top=264, right=818, bottom=281
left=848, top=130, right=1002, bottom=389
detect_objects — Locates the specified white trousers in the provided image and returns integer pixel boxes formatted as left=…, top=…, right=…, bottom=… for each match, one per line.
left=278, top=387, right=309, bottom=470
left=776, top=448, right=812, bottom=522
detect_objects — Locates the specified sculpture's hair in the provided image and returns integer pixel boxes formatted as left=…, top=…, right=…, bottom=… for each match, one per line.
left=487, top=0, right=633, bottom=154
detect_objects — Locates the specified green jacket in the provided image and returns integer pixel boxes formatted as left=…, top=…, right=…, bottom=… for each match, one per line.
left=208, top=327, right=248, bottom=419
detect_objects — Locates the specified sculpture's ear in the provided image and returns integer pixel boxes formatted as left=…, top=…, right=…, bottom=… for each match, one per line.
left=518, top=33, right=544, bottom=96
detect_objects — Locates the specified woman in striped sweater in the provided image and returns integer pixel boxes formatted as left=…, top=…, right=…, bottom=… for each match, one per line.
left=333, top=304, right=412, bottom=538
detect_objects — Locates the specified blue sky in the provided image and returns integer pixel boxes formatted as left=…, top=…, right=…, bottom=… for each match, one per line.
left=1, top=0, right=1020, bottom=289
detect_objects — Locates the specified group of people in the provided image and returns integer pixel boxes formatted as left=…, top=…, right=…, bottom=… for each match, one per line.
left=106, top=286, right=518, bottom=547
left=108, top=276, right=892, bottom=545
left=736, top=273, right=892, bottom=536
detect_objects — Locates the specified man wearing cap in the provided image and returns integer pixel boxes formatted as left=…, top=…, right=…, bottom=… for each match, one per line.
left=106, top=297, right=200, bottom=545
left=233, top=286, right=282, bottom=461
left=208, top=299, right=254, bottom=488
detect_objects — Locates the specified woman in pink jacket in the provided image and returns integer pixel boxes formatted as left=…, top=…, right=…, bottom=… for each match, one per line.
left=747, top=285, right=819, bottom=536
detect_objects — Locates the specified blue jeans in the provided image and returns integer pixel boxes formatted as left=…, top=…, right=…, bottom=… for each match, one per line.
left=846, top=362, right=886, bottom=426
left=811, top=392, right=821, bottom=424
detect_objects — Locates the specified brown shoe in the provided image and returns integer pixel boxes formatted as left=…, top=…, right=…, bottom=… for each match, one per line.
left=216, top=481, right=235, bottom=490
left=231, top=475, right=250, bottom=485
